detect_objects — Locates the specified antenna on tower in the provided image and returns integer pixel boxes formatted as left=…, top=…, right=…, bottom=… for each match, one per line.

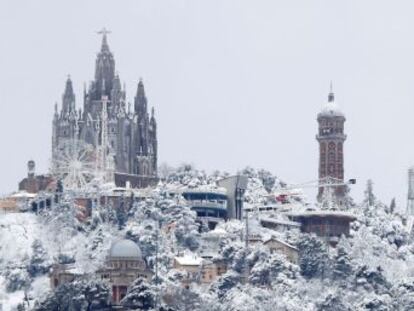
left=328, top=81, right=335, bottom=102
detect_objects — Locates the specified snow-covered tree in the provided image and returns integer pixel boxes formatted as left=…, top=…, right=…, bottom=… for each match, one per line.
left=389, top=198, right=396, bottom=214
left=364, top=179, right=376, bottom=207
left=257, top=169, right=276, bottom=193
left=121, top=277, right=156, bottom=310
left=33, top=279, right=110, bottom=311
left=332, top=246, right=353, bottom=281
left=316, top=293, right=351, bottom=311
left=4, top=267, right=31, bottom=292
left=27, top=239, right=51, bottom=277
left=210, top=271, right=241, bottom=299
left=297, top=235, right=331, bottom=279
left=249, top=253, right=288, bottom=286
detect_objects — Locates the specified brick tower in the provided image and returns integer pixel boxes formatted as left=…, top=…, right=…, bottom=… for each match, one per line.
left=316, top=85, right=346, bottom=203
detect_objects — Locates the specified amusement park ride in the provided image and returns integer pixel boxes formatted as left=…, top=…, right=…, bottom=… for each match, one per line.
left=51, top=96, right=115, bottom=190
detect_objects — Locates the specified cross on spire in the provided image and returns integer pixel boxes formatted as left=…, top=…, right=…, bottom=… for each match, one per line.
left=97, top=27, right=111, bottom=52
left=97, top=27, right=111, bottom=37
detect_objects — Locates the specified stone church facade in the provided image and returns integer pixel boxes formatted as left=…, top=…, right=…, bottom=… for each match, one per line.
left=52, top=31, right=158, bottom=188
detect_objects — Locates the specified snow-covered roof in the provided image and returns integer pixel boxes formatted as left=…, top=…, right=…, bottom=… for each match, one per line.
left=10, top=191, right=37, bottom=199
left=260, top=217, right=301, bottom=227
left=208, top=227, right=227, bottom=235
left=167, top=184, right=227, bottom=196
left=287, top=210, right=356, bottom=221
left=54, top=264, right=84, bottom=275
left=318, top=91, right=344, bottom=118
left=109, top=239, right=142, bottom=259
left=174, top=253, right=203, bottom=266
left=263, top=237, right=298, bottom=250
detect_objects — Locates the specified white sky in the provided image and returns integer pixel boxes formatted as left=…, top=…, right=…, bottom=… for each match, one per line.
left=1, top=0, right=414, bottom=210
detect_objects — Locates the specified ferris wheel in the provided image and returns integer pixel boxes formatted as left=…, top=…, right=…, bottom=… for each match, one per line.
left=52, top=139, right=97, bottom=190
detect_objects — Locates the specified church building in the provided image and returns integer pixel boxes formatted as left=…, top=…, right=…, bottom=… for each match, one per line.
left=52, top=30, right=158, bottom=188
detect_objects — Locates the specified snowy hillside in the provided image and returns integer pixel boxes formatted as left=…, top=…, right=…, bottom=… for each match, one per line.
left=1, top=166, right=414, bottom=310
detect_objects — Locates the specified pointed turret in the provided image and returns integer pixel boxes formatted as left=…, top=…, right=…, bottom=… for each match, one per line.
left=113, top=74, right=121, bottom=91
left=110, top=74, right=123, bottom=117
left=134, top=79, right=148, bottom=114
left=54, top=102, right=58, bottom=117
left=150, top=106, right=157, bottom=143
left=150, top=107, right=156, bottom=126
left=62, top=75, right=75, bottom=114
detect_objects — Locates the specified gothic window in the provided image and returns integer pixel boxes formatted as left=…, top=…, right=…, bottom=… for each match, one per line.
left=328, top=152, right=335, bottom=163
left=141, top=162, right=149, bottom=175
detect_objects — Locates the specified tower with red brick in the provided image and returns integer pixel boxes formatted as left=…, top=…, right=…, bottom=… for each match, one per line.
left=316, top=86, right=346, bottom=203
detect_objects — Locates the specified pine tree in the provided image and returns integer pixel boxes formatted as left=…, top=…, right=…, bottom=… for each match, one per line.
left=389, top=198, right=396, bottom=214
left=317, top=294, right=351, bottom=311
left=120, top=278, right=156, bottom=310
left=364, top=179, right=376, bottom=207
left=257, top=169, right=276, bottom=193
left=297, top=235, right=331, bottom=279
left=34, top=279, right=110, bottom=311
left=333, top=246, right=353, bottom=280
left=27, top=239, right=51, bottom=277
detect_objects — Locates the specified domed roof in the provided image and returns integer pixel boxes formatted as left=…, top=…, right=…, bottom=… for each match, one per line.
left=318, top=86, right=344, bottom=118
left=319, top=100, right=344, bottom=117
left=109, top=239, right=142, bottom=259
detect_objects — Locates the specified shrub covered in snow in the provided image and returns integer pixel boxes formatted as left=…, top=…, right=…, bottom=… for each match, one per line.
left=33, top=279, right=110, bottom=311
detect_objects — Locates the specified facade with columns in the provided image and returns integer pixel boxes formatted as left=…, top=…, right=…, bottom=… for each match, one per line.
left=316, top=87, right=347, bottom=203
left=52, top=31, right=158, bottom=188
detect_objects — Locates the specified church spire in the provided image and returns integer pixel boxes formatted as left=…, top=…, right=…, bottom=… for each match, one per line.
left=94, top=28, right=115, bottom=100
left=54, top=102, right=59, bottom=119
left=150, top=107, right=157, bottom=131
left=135, top=78, right=148, bottom=114
left=62, top=75, right=75, bottom=114
left=98, top=28, right=111, bottom=53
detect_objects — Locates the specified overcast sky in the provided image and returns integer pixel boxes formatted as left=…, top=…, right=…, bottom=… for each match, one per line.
left=1, top=0, right=414, bottom=209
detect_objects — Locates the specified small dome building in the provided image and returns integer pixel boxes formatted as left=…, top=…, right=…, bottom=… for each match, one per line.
left=98, top=239, right=152, bottom=304
left=108, top=239, right=146, bottom=269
